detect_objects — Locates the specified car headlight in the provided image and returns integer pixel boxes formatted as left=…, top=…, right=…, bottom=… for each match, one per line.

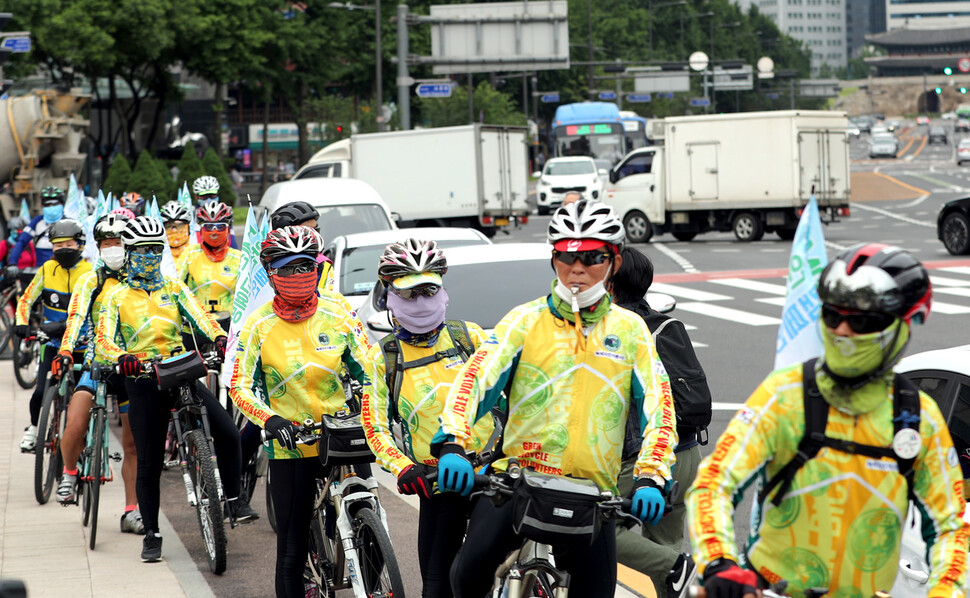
left=540, top=179, right=550, bottom=187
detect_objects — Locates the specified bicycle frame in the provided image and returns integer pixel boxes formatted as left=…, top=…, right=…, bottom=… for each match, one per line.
left=492, top=541, right=570, bottom=598
left=323, top=466, right=389, bottom=594
left=170, top=383, right=225, bottom=505
left=81, top=365, right=116, bottom=485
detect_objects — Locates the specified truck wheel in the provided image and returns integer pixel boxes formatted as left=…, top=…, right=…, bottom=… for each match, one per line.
left=537, top=205, right=550, bottom=216
left=623, top=211, right=653, bottom=243
left=733, top=212, right=764, bottom=242
left=942, top=212, right=970, bottom=255
left=672, top=232, right=696, bottom=242
left=776, top=228, right=796, bottom=241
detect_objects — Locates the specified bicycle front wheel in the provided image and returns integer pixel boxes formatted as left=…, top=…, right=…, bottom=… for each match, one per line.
left=34, top=383, right=63, bottom=504
left=354, top=507, right=406, bottom=598
left=88, top=410, right=105, bottom=550
left=266, top=467, right=277, bottom=534
left=13, top=337, right=40, bottom=389
left=186, top=429, right=227, bottom=574
left=0, top=301, right=14, bottom=357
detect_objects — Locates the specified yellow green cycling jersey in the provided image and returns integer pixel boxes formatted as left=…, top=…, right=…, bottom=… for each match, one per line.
left=228, top=295, right=372, bottom=459
left=434, top=295, right=677, bottom=494
left=16, top=258, right=93, bottom=327
left=95, top=277, right=225, bottom=361
left=319, top=261, right=335, bottom=294
left=362, top=321, right=495, bottom=477
left=685, top=364, right=970, bottom=597
left=61, top=269, right=123, bottom=362
left=177, top=245, right=241, bottom=313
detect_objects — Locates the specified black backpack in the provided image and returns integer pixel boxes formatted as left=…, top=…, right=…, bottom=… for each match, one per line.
left=759, top=358, right=921, bottom=507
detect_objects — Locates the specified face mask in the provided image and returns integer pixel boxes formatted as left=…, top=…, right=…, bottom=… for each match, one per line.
left=203, top=228, right=229, bottom=248
left=272, top=271, right=319, bottom=305
left=54, top=247, right=82, bottom=269
left=167, top=226, right=189, bottom=248
left=127, top=252, right=164, bottom=291
left=43, top=205, right=63, bottom=224
left=100, top=245, right=125, bottom=271
left=387, top=287, right=449, bottom=334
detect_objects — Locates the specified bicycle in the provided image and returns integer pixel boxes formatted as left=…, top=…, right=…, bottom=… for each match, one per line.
left=74, top=362, right=123, bottom=550
left=261, top=418, right=406, bottom=597
left=31, top=325, right=69, bottom=504
left=0, top=265, right=26, bottom=357
left=141, top=350, right=228, bottom=574
left=12, top=303, right=47, bottom=390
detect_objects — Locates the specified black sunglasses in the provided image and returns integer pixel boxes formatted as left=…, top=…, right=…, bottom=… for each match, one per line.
left=201, top=222, right=230, bottom=231
left=553, top=250, right=611, bottom=267
left=821, top=304, right=896, bottom=334
left=130, top=244, right=164, bottom=255
left=392, top=284, right=441, bottom=300
left=270, top=262, right=318, bottom=277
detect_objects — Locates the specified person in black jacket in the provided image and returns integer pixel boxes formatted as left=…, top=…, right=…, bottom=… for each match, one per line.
left=610, top=247, right=712, bottom=598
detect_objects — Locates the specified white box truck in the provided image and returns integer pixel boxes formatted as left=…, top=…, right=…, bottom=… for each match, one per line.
left=602, top=110, right=851, bottom=242
left=293, top=124, right=530, bottom=237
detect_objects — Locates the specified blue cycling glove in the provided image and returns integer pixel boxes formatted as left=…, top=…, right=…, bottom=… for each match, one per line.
left=438, top=446, right=474, bottom=496
left=631, top=485, right=665, bottom=526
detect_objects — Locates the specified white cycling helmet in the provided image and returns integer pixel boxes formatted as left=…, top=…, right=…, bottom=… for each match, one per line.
left=193, top=175, right=220, bottom=198
left=160, top=202, right=191, bottom=224
left=260, top=226, right=323, bottom=270
left=378, top=238, right=448, bottom=288
left=121, top=216, right=167, bottom=247
left=547, top=199, right=625, bottom=252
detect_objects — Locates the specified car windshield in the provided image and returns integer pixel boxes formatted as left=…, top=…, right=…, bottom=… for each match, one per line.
left=440, top=258, right=553, bottom=328
left=872, top=134, right=895, bottom=143
left=545, top=161, right=595, bottom=176
left=339, top=240, right=487, bottom=296
left=318, top=204, right=393, bottom=241
left=930, top=127, right=945, bottom=134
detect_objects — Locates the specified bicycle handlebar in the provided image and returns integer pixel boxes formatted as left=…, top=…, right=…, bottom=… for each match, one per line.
left=260, top=418, right=322, bottom=445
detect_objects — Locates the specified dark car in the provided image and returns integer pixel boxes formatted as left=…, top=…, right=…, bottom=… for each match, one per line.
left=938, top=195, right=970, bottom=255
left=928, top=126, right=948, bottom=145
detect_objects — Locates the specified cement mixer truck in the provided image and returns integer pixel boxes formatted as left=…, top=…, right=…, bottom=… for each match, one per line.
left=0, top=89, right=89, bottom=220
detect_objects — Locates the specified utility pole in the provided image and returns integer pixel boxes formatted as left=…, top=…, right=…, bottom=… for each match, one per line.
left=587, top=0, right=594, bottom=92
left=396, top=4, right=410, bottom=130
left=375, top=0, right=383, bottom=131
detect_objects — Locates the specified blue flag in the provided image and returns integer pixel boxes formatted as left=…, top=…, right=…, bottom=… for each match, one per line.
left=19, top=199, right=29, bottom=223
left=775, top=196, right=829, bottom=370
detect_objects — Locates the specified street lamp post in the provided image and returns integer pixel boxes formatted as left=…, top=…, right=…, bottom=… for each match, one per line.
left=710, top=21, right=741, bottom=113
left=686, top=12, right=714, bottom=109
left=328, top=2, right=384, bottom=131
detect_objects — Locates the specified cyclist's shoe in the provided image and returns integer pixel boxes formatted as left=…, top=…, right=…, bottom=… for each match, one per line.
left=121, top=510, right=146, bottom=534
left=56, top=472, right=77, bottom=504
left=19, top=425, right=37, bottom=452
left=225, top=493, right=259, bottom=525
left=667, top=553, right=698, bottom=598
left=141, top=530, right=162, bottom=562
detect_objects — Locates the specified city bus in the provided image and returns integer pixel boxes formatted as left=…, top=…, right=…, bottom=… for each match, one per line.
left=619, top=111, right=650, bottom=151
left=552, top=102, right=626, bottom=165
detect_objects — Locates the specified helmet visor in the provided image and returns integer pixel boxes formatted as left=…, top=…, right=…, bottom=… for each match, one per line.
left=391, top=271, right=443, bottom=290
left=818, top=261, right=903, bottom=314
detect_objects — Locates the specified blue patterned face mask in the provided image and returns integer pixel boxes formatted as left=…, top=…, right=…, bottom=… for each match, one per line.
left=127, top=252, right=164, bottom=291
left=42, top=205, right=63, bottom=224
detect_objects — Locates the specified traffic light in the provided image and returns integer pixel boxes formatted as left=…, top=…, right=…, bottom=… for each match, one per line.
left=963, top=87, right=968, bottom=94
left=945, top=66, right=954, bottom=76
left=936, top=87, right=943, bottom=94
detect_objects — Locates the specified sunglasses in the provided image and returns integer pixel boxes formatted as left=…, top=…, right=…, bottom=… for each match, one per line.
left=553, top=250, right=611, bottom=267
left=130, top=244, right=164, bottom=255
left=201, top=223, right=230, bottom=231
left=270, top=262, right=318, bottom=277
left=391, top=284, right=441, bottom=300
left=821, top=304, right=896, bottom=334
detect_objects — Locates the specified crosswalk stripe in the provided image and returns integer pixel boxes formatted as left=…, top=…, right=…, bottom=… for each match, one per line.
left=676, top=302, right=782, bottom=326
left=934, top=287, right=970, bottom=298
left=930, top=275, right=970, bottom=287
left=709, top=278, right=788, bottom=295
left=649, top=283, right=732, bottom=302
left=928, top=301, right=970, bottom=314
left=940, top=266, right=970, bottom=277
left=756, top=297, right=788, bottom=307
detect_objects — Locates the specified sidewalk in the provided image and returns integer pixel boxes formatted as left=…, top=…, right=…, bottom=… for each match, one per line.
left=0, top=370, right=213, bottom=598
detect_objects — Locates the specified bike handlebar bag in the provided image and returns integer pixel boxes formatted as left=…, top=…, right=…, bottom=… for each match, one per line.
left=155, top=351, right=207, bottom=391
left=512, top=469, right=602, bottom=546
left=318, top=412, right=376, bottom=467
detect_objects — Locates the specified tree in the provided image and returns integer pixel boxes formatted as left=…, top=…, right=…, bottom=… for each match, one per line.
left=128, top=150, right=170, bottom=201
left=153, top=158, right=176, bottom=203
left=102, top=155, right=131, bottom=196
left=201, top=148, right=237, bottom=206
left=175, top=141, right=206, bottom=199
left=419, top=82, right=528, bottom=128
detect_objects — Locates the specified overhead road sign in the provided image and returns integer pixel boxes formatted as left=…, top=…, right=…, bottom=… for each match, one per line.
left=1, top=37, right=29, bottom=53
left=626, top=94, right=652, bottom=103
left=629, top=66, right=689, bottom=93
left=960, top=57, right=970, bottom=73
left=598, top=91, right=616, bottom=101
left=415, top=81, right=454, bottom=98
left=689, top=97, right=710, bottom=107
left=540, top=92, right=560, bottom=103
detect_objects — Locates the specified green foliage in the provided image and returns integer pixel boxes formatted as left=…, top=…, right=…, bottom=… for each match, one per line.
left=175, top=141, right=206, bottom=198
left=102, top=155, right=131, bottom=197
left=128, top=150, right=170, bottom=201
left=152, top=158, right=175, bottom=203
left=419, top=82, right=527, bottom=128
left=201, top=148, right=237, bottom=206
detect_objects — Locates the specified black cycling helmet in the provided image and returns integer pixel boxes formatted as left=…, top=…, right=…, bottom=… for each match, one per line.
left=47, top=219, right=85, bottom=245
left=40, top=186, right=66, bottom=205
left=7, top=217, right=25, bottom=232
left=94, top=213, right=130, bottom=242
left=271, top=201, right=319, bottom=230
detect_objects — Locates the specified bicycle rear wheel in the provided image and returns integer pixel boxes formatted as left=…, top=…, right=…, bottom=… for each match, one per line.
left=34, top=383, right=63, bottom=504
left=13, top=337, right=40, bottom=389
left=88, top=410, right=105, bottom=550
left=186, top=429, right=227, bottom=574
left=0, top=301, right=14, bottom=357
left=354, top=507, right=406, bottom=598
left=266, top=467, right=277, bottom=534
left=305, top=516, right=337, bottom=598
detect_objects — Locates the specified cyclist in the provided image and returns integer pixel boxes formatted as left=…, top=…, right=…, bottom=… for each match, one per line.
left=270, top=201, right=335, bottom=292
left=686, top=244, right=969, bottom=597
left=193, top=175, right=221, bottom=205
left=228, top=226, right=372, bottom=598
left=159, top=202, right=193, bottom=262
left=10, top=186, right=66, bottom=265
left=0, top=217, right=36, bottom=268
left=14, top=219, right=93, bottom=452
left=434, top=200, right=677, bottom=597
left=95, top=216, right=253, bottom=563
left=177, top=201, right=239, bottom=316
left=119, top=192, right=146, bottom=217
left=52, top=213, right=144, bottom=532
left=112, top=207, right=137, bottom=220
left=361, top=238, right=492, bottom=598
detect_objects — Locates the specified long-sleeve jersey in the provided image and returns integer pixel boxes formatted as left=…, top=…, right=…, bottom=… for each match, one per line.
left=228, top=295, right=372, bottom=459
left=362, top=322, right=494, bottom=477
left=685, top=364, right=970, bottom=597
left=61, top=268, right=123, bottom=363
left=10, top=215, right=53, bottom=265
left=16, top=258, right=93, bottom=347
left=177, top=245, right=241, bottom=313
left=95, top=278, right=224, bottom=361
left=433, top=295, right=677, bottom=494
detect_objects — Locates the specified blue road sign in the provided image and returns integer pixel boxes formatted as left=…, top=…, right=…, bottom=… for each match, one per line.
left=689, top=97, right=711, bottom=107
left=415, top=83, right=453, bottom=98
left=626, top=94, right=652, bottom=103
left=540, top=93, right=560, bottom=103
left=598, top=91, right=617, bottom=101
left=664, top=92, right=675, bottom=99
left=766, top=93, right=780, bottom=100
left=2, top=37, right=30, bottom=53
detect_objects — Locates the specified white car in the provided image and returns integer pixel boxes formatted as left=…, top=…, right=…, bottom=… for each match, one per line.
left=869, top=133, right=899, bottom=159
left=535, top=157, right=606, bottom=215
left=322, top=227, right=490, bottom=310
left=957, top=139, right=970, bottom=166
left=892, top=345, right=970, bottom=597
left=943, top=111, right=958, bottom=121
left=258, top=178, right=397, bottom=241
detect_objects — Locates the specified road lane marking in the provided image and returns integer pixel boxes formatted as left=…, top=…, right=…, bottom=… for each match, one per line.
left=910, top=134, right=928, bottom=158
left=653, top=242, right=698, bottom=273
left=714, top=402, right=746, bottom=411
left=928, top=300, right=970, bottom=314
left=756, top=297, right=789, bottom=307
left=709, top=278, right=787, bottom=295
left=871, top=171, right=930, bottom=196
left=940, top=266, right=970, bottom=276
left=649, top=283, right=731, bottom=302
left=675, top=302, right=782, bottom=326
left=930, top=274, right=970, bottom=287
left=934, top=287, right=970, bottom=297
left=852, top=203, right=934, bottom=228
left=896, top=137, right=915, bottom=158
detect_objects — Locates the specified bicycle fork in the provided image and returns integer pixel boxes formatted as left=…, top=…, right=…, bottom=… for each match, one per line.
left=331, top=476, right=384, bottom=595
